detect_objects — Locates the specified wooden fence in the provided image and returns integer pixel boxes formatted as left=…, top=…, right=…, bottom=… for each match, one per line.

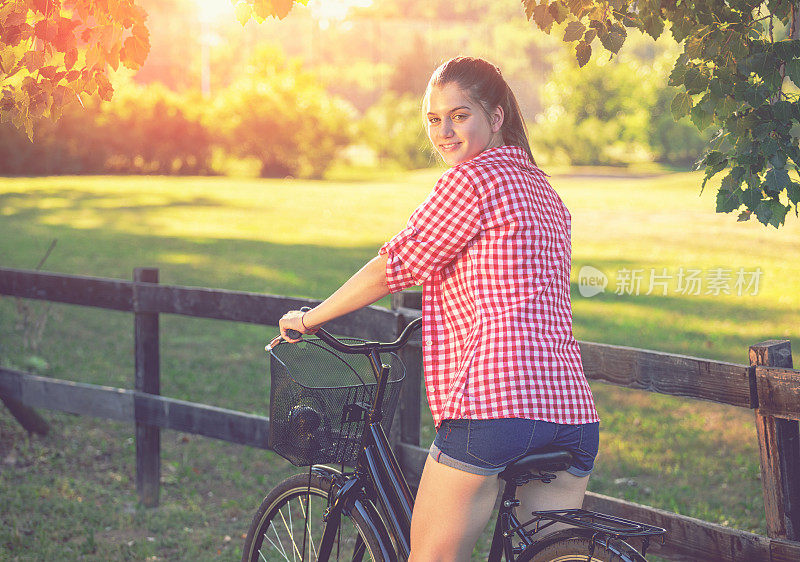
left=1, top=266, right=799, bottom=561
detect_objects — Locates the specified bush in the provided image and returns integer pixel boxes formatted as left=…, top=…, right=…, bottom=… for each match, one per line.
left=0, top=81, right=212, bottom=175
left=359, top=92, right=436, bottom=169
left=530, top=52, right=655, bottom=166
left=95, top=82, right=212, bottom=175
left=207, top=46, right=354, bottom=179
left=529, top=41, right=709, bottom=167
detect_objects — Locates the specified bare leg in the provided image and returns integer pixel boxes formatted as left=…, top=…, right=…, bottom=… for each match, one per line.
left=515, top=472, right=589, bottom=538
left=409, top=455, right=500, bottom=562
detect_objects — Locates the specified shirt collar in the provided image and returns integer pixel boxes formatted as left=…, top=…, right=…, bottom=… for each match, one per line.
left=465, top=145, right=535, bottom=171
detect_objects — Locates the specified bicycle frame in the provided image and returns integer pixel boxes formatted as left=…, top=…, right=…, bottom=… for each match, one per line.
left=316, top=350, right=415, bottom=560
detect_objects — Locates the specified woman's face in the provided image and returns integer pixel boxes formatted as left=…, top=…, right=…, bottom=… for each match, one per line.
left=425, top=82, right=504, bottom=167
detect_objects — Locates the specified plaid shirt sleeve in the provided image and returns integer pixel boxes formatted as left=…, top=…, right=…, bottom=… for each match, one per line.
left=379, top=167, right=481, bottom=293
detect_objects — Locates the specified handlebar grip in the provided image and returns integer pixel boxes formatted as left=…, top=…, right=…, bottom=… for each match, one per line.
left=286, top=328, right=302, bottom=340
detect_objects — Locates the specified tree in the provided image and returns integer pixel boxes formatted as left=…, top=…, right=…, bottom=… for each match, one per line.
left=522, top=0, right=800, bottom=226
left=0, top=0, right=151, bottom=140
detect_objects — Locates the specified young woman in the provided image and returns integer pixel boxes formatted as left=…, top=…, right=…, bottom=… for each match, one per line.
left=277, top=56, right=599, bottom=562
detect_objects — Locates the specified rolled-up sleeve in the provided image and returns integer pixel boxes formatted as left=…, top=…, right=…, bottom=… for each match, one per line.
left=379, top=166, right=481, bottom=294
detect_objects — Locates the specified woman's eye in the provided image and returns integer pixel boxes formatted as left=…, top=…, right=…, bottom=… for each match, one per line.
left=428, top=117, right=440, bottom=124
left=453, top=114, right=468, bottom=121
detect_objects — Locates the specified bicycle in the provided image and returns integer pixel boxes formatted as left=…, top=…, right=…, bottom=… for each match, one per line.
left=243, top=314, right=666, bottom=561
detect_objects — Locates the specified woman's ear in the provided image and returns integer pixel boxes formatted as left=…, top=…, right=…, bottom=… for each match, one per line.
left=491, top=105, right=504, bottom=134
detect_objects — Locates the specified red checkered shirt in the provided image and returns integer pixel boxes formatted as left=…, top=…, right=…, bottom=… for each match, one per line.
left=380, top=146, right=598, bottom=427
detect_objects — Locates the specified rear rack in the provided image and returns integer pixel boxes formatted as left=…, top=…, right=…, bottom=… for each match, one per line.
left=525, top=508, right=666, bottom=539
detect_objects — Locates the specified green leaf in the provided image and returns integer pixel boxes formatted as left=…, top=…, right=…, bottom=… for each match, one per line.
left=787, top=181, right=800, bottom=205
left=642, top=14, right=664, bottom=40
left=767, top=200, right=789, bottom=228
left=786, top=142, right=800, bottom=167
left=774, top=39, right=797, bottom=60
left=764, top=166, right=790, bottom=194
left=768, top=149, right=787, bottom=169
left=700, top=156, right=728, bottom=192
left=691, top=104, right=713, bottom=130
left=742, top=186, right=762, bottom=210
left=698, top=92, right=718, bottom=116
left=684, top=36, right=703, bottom=59
left=786, top=59, right=800, bottom=88
left=564, top=21, right=586, bottom=42
left=737, top=210, right=752, bottom=221
left=772, top=100, right=793, bottom=123
left=668, top=56, right=688, bottom=87
left=671, top=91, right=693, bottom=120
left=684, top=66, right=709, bottom=94
left=715, top=96, right=738, bottom=119
left=763, top=69, right=783, bottom=92
left=746, top=171, right=762, bottom=191
left=752, top=122, right=773, bottom=141
left=738, top=83, right=769, bottom=107
left=709, top=78, right=725, bottom=99
left=575, top=41, right=591, bottom=67
left=598, top=24, right=626, bottom=54
left=705, top=150, right=727, bottom=168
left=716, top=186, right=740, bottom=213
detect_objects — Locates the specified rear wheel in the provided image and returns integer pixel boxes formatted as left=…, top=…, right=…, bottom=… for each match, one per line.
left=517, top=528, right=646, bottom=562
left=242, top=472, right=386, bottom=562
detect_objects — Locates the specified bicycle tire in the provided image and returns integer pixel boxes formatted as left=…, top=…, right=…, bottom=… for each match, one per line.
left=241, top=471, right=387, bottom=562
left=516, top=528, right=647, bottom=562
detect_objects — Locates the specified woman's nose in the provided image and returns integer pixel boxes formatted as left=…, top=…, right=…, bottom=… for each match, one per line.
left=440, top=119, right=454, bottom=138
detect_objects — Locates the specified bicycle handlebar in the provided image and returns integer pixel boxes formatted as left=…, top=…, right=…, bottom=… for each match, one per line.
left=279, top=309, right=422, bottom=354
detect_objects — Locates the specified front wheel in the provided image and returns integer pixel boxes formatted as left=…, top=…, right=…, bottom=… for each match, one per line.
left=517, top=528, right=647, bottom=562
left=241, top=471, right=387, bottom=562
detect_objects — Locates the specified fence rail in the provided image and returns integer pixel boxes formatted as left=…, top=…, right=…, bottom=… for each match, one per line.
left=1, top=266, right=799, bottom=561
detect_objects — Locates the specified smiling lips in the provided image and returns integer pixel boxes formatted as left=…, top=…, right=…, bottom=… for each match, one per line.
left=439, top=141, right=462, bottom=152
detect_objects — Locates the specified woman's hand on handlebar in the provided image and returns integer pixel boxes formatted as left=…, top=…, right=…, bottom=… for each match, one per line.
left=279, top=309, right=318, bottom=343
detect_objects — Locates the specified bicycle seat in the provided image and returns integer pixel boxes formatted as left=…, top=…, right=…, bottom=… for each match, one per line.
left=499, top=449, right=573, bottom=479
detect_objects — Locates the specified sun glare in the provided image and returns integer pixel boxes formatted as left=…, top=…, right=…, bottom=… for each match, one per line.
left=195, top=0, right=235, bottom=24
left=193, top=0, right=373, bottom=24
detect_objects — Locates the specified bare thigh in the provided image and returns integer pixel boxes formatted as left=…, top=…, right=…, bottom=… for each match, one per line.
left=515, top=471, right=590, bottom=538
left=409, top=455, right=500, bottom=562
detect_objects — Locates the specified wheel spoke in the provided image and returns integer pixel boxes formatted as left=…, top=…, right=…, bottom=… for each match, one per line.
left=265, top=523, right=290, bottom=561
left=278, top=504, right=302, bottom=561
left=244, top=477, right=380, bottom=562
left=304, top=495, right=319, bottom=560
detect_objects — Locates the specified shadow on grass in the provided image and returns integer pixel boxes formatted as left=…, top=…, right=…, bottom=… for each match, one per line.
left=570, top=257, right=796, bottom=363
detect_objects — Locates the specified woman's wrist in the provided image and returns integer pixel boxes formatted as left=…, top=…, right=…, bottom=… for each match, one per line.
left=301, top=308, right=321, bottom=331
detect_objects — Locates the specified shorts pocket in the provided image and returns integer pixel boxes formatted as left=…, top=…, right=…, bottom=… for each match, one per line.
left=465, top=419, right=533, bottom=468
left=575, top=422, right=600, bottom=458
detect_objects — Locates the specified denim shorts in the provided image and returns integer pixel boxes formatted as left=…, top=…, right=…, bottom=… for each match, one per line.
left=429, top=418, right=599, bottom=477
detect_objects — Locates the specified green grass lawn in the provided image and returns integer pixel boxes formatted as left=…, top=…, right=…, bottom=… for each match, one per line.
left=1, top=168, right=798, bottom=560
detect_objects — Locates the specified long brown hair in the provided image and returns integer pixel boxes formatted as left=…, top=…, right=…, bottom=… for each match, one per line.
left=424, top=56, right=536, bottom=165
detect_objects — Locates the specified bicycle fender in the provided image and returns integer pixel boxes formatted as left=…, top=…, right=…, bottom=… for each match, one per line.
left=517, top=528, right=647, bottom=562
left=351, top=498, right=396, bottom=561
left=310, top=465, right=396, bottom=561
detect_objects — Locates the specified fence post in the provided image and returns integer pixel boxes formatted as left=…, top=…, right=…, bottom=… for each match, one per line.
left=134, top=268, right=160, bottom=508
left=750, top=340, right=799, bottom=540
left=391, top=291, right=423, bottom=448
